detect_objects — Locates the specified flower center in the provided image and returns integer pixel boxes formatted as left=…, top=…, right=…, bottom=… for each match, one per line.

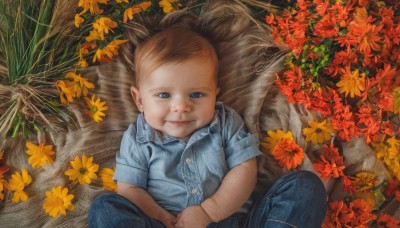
left=91, top=105, right=98, bottom=114
left=79, top=168, right=87, bottom=174
left=315, top=128, right=322, bottom=133
left=56, top=197, right=64, bottom=207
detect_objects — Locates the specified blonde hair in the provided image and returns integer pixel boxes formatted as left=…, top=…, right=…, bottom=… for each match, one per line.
left=133, top=27, right=218, bottom=86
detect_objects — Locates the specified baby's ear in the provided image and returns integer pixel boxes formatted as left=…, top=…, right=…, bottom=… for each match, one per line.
left=130, top=86, right=144, bottom=112
left=216, top=87, right=221, bottom=95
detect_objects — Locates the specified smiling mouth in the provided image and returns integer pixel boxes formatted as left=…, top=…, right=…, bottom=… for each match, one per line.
left=169, top=121, right=191, bottom=126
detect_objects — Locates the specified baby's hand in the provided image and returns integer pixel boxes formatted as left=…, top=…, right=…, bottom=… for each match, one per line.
left=175, top=205, right=212, bottom=228
left=159, top=212, right=177, bottom=228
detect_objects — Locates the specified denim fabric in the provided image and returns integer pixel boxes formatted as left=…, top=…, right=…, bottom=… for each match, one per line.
left=114, top=102, right=261, bottom=214
left=89, top=170, right=327, bottom=228
left=246, top=170, right=327, bottom=228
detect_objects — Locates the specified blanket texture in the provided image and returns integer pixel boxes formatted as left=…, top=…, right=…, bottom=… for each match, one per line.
left=0, top=1, right=398, bottom=227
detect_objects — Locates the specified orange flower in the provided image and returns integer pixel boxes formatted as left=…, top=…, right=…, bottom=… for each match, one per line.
left=74, top=14, right=84, bottom=28
left=384, top=179, right=399, bottom=198
left=78, top=0, right=108, bottom=15
left=331, top=104, right=360, bottom=142
left=92, top=17, right=118, bottom=40
left=393, top=87, right=400, bottom=114
left=55, top=80, right=74, bottom=105
left=323, top=199, right=376, bottom=227
left=271, top=138, right=304, bottom=170
left=313, top=144, right=345, bottom=179
left=93, top=39, right=128, bottom=63
left=314, top=15, right=339, bottom=38
left=349, top=199, right=377, bottom=226
left=322, top=200, right=354, bottom=227
left=360, top=24, right=383, bottom=53
left=75, top=42, right=96, bottom=68
left=377, top=213, right=400, bottom=228
left=123, top=1, right=151, bottom=22
left=342, top=175, right=356, bottom=193
left=336, top=67, right=366, bottom=98
left=86, top=30, right=102, bottom=42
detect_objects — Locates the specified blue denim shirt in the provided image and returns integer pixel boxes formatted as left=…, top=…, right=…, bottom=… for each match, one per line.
left=114, top=102, right=261, bottom=214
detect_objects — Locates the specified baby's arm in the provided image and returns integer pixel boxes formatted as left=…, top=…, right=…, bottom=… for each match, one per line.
left=175, top=157, right=257, bottom=227
left=117, top=181, right=177, bottom=228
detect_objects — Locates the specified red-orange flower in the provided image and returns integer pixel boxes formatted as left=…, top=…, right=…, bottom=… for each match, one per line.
left=314, top=15, right=339, bottom=38
left=385, top=179, right=400, bottom=201
left=377, top=213, right=400, bottom=228
left=313, top=144, right=345, bottom=179
left=322, top=200, right=354, bottom=227
left=349, top=199, right=377, bottom=226
left=271, top=138, right=304, bottom=170
left=323, top=199, right=376, bottom=227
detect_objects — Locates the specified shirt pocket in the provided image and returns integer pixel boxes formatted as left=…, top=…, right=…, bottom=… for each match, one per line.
left=199, top=137, right=229, bottom=175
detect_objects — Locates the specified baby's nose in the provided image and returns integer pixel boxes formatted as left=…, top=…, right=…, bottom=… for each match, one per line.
left=172, top=98, right=191, bottom=112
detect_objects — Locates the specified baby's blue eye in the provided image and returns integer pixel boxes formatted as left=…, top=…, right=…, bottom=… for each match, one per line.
left=157, top=92, right=171, bottom=98
left=190, top=92, right=205, bottom=98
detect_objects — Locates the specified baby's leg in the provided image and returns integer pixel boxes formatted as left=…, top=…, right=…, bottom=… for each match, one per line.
left=246, top=170, right=327, bottom=228
left=89, top=192, right=165, bottom=228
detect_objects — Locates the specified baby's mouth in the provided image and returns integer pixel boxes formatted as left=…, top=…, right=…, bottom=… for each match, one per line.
left=169, top=121, right=191, bottom=126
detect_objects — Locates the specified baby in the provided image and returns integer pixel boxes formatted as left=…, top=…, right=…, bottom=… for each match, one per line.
left=89, top=26, right=327, bottom=228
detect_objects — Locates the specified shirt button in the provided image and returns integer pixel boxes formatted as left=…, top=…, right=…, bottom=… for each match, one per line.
left=191, top=188, right=198, bottom=194
left=185, top=158, right=192, bottom=165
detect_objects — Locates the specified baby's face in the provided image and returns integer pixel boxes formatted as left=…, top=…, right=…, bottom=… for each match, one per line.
left=131, top=57, right=220, bottom=140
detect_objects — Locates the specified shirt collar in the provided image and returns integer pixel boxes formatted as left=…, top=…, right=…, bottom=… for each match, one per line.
left=136, top=102, right=222, bottom=145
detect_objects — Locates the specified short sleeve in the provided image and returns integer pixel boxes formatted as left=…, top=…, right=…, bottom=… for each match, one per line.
left=223, top=107, right=262, bottom=168
left=113, top=124, right=148, bottom=188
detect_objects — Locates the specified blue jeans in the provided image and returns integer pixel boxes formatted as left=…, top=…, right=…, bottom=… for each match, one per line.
left=89, top=170, right=327, bottom=228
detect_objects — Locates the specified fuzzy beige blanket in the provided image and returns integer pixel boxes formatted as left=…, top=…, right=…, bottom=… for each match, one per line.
left=0, top=1, right=398, bottom=227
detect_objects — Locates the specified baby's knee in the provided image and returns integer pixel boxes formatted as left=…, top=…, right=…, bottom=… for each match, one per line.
left=289, top=170, right=327, bottom=202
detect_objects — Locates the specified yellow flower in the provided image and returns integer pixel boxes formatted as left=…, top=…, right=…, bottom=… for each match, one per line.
left=86, top=30, right=102, bottom=42
left=75, top=42, right=97, bottom=68
left=0, top=177, right=6, bottom=200
left=373, top=142, right=396, bottom=166
left=7, top=169, right=32, bottom=203
left=43, top=186, right=74, bottom=217
left=123, top=2, right=152, bottom=22
left=261, top=130, right=294, bottom=151
left=389, top=162, right=400, bottom=181
left=92, top=39, right=128, bottom=63
left=393, top=87, right=400, bottom=114
left=116, top=0, right=129, bottom=3
left=74, top=13, right=84, bottom=28
left=78, top=0, right=109, bottom=15
left=351, top=172, right=377, bottom=192
left=65, top=72, right=95, bottom=98
left=75, top=58, right=89, bottom=69
left=84, top=94, right=108, bottom=122
left=302, top=120, right=334, bottom=144
left=65, top=155, right=99, bottom=185
left=93, top=17, right=118, bottom=40
left=336, top=67, right=366, bottom=98
left=55, top=80, right=74, bottom=105
left=100, top=167, right=117, bottom=192
left=26, top=141, right=55, bottom=169
left=159, top=0, right=179, bottom=13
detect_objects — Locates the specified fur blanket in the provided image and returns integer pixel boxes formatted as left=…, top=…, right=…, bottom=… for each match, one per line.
left=0, top=1, right=398, bottom=227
